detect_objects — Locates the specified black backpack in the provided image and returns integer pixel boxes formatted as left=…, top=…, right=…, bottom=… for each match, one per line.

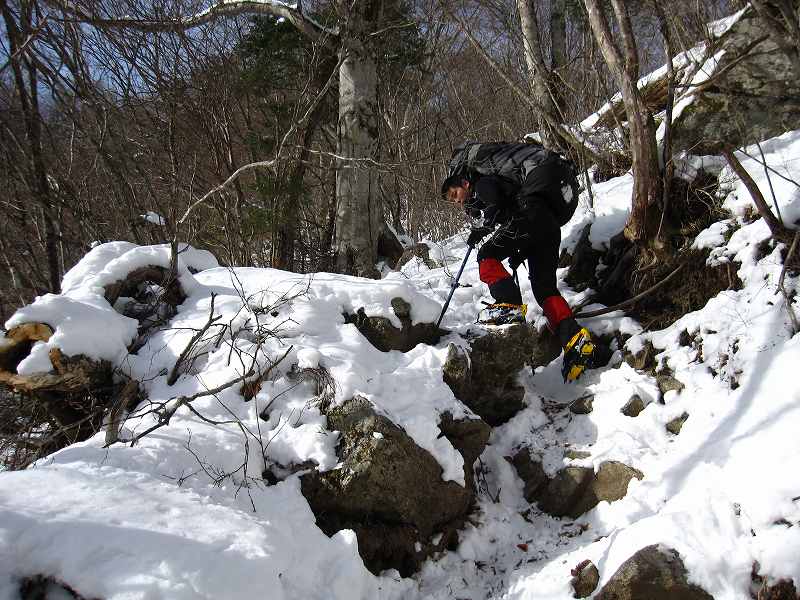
left=447, top=141, right=579, bottom=225
left=447, top=142, right=553, bottom=186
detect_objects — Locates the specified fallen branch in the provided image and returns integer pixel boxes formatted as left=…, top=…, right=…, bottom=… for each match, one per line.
left=575, top=263, right=685, bottom=319
left=126, top=345, right=293, bottom=446
left=167, top=293, right=222, bottom=386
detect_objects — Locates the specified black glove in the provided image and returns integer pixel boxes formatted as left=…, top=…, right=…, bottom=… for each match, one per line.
left=508, top=252, right=525, bottom=271
left=467, top=226, right=491, bottom=247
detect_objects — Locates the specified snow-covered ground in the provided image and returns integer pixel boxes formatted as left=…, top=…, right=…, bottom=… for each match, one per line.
left=1, top=131, right=799, bottom=599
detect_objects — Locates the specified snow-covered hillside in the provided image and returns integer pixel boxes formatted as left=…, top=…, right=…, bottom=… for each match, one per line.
left=1, top=131, right=799, bottom=600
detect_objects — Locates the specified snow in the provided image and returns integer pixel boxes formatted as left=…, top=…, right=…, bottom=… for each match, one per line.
left=140, top=211, right=166, bottom=226
left=1, top=136, right=800, bottom=599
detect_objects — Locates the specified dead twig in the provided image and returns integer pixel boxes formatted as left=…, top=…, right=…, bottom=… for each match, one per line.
left=125, top=346, right=293, bottom=446
left=167, top=293, right=222, bottom=386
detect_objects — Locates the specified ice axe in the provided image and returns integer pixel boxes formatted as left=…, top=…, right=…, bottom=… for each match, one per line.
left=436, top=244, right=474, bottom=328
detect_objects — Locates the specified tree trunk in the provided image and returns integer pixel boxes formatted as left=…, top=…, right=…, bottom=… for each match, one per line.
left=333, top=0, right=381, bottom=277
left=516, top=0, right=561, bottom=148
left=549, top=0, right=568, bottom=108
left=274, top=111, right=321, bottom=271
left=582, top=0, right=661, bottom=242
left=2, top=1, right=61, bottom=292
left=550, top=0, right=568, bottom=70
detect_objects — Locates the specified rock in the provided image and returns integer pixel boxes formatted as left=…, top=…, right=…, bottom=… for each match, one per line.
left=442, top=324, right=561, bottom=425
left=595, top=545, right=714, bottom=600
left=623, top=340, right=657, bottom=372
left=666, top=412, right=689, bottom=435
left=621, top=394, right=646, bottom=417
left=300, top=396, right=488, bottom=576
left=397, top=243, right=439, bottom=270
left=511, top=449, right=548, bottom=502
left=756, top=578, right=799, bottom=600
left=571, top=559, right=600, bottom=598
left=564, top=224, right=602, bottom=292
left=438, top=411, right=492, bottom=485
left=570, top=394, right=594, bottom=415
left=657, top=373, right=685, bottom=397
left=345, top=297, right=444, bottom=352
left=19, top=575, right=97, bottom=600
left=565, top=449, right=591, bottom=460
left=377, top=224, right=405, bottom=268
left=536, top=466, right=594, bottom=518
left=671, top=6, right=800, bottom=154
left=537, top=461, right=643, bottom=519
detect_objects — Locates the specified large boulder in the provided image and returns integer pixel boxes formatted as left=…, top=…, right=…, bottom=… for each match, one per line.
left=671, top=7, right=800, bottom=154
left=300, top=396, right=490, bottom=576
left=442, top=324, right=561, bottom=425
left=345, top=297, right=444, bottom=352
left=515, top=457, right=644, bottom=519
left=595, top=545, right=714, bottom=600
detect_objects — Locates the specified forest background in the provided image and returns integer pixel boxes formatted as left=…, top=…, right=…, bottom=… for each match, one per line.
left=1, top=0, right=777, bottom=321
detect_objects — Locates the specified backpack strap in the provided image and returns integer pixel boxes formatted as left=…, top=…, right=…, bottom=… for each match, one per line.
left=466, top=143, right=482, bottom=169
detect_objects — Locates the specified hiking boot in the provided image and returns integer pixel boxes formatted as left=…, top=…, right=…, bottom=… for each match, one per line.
left=478, top=303, right=527, bottom=325
left=561, top=327, right=596, bottom=382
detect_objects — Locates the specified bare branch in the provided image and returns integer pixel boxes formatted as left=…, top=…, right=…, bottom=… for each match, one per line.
left=43, top=0, right=335, bottom=42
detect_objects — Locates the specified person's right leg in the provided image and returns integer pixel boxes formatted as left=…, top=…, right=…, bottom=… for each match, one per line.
left=524, top=204, right=596, bottom=381
left=476, top=229, right=523, bottom=305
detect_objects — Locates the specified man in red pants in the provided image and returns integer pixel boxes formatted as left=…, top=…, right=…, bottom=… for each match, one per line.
left=442, top=141, right=597, bottom=382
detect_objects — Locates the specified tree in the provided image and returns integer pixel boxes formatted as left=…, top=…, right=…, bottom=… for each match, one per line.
left=41, top=0, right=401, bottom=277
left=582, top=0, right=662, bottom=243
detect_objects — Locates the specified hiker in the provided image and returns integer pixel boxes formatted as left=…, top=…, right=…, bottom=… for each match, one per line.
left=441, top=141, right=597, bottom=382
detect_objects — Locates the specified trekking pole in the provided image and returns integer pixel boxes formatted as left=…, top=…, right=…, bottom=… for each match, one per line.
left=436, top=244, right=474, bottom=328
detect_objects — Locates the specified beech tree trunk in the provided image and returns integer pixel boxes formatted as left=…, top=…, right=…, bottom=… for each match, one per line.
left=582, top=0, right=662, bottom=242
left=550, top=0, right=568, bottom=73
left=334, top=0, right=382, bottom=277
left=516, top=0, right=562, bottom=148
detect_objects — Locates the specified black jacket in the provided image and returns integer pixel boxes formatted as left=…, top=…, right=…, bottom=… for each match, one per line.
left=465, top=175, right=520, bottom=228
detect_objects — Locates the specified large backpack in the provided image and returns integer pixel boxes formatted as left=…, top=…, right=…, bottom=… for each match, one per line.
left=447, top=141, right=579, bottom=225
left=447, top=141, right=553, bottom=186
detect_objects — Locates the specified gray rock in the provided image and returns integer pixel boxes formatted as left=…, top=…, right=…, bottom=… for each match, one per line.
left=537, top=461, right=644, bottom=519
left=623, top=340, right=657, bottom=372
left=570, top=394, right=594, bottom=415
left=397, top=243, right=439, bottom=270
left=345, top=297, right=444, bottom=352
left=621, top=394, right=646, bottom=417
left=571, top=560, right=600, bottom=598
left=657, top=374, right=685, bottom=397
left=537, top=466, right=594, bottom=518
left=754, top=577, right=798, bottom=600
left=511, top=450, right=548, bottom=502
left=300, top=396, right=488, bottom=576
left=442, top=324, right=561, bottom=425
left=672, top=7, right=800, bottom=154
left=565, top=449, right=592, bottom=460
left=595, top=545, right=714, bottom=600
left=666, top=412, right=690, bottom=435
left=19, top=575, right=95, bottom=600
